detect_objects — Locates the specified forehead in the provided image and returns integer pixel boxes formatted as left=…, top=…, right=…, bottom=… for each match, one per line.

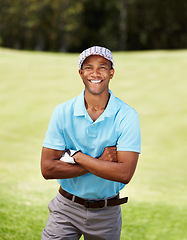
left=83, top=55, right=111, bottom=66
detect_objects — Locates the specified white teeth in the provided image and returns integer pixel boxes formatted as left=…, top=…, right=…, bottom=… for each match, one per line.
left=90, top=80, right=101, bottom=83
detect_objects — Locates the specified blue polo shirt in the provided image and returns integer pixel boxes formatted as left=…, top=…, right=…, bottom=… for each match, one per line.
left=43, top=90, right=141, bottom=199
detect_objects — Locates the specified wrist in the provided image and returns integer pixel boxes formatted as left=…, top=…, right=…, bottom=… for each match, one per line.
left=73, top=151, right=82, bottom=164
left=71, top=150, right=82, bottom=157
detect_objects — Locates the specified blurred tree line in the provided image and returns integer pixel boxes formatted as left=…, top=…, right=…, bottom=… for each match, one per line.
left=0, top=0, right=186, bottom=52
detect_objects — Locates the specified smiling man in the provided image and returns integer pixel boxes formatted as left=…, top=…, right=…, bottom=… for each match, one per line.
left=41, top=46, right=141, bottom=240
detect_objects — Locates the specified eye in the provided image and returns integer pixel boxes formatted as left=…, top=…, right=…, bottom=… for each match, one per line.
left=100, top=66, right=107, bottom=70
left=84, top=66, right=92, bottom=70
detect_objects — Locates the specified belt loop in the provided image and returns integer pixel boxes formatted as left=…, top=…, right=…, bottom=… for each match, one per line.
left=104, top=199, right=107, bottom=208
left=72, top=195, right=75, bottom=202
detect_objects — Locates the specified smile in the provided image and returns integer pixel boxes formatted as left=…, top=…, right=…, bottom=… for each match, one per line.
left=89, top=80, right=103, bottom=84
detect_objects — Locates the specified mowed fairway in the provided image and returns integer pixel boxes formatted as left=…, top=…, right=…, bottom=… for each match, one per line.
left=0, top=48, right=186, bottom=240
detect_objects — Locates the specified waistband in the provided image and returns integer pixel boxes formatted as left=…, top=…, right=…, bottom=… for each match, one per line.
left=59, top=187, right=128, bottom=209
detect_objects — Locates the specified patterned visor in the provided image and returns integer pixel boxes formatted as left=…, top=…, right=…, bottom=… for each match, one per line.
left=78, top=46, right=114, bottom=69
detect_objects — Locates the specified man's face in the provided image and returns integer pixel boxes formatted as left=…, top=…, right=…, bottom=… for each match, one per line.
left=79, top=55, right=114, bottom=96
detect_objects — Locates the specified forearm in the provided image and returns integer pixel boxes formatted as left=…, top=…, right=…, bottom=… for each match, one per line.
left=41, top=147, right=138, bottom=183
left=41, top=160, right=88, bottom=179
left=41, top=147, right=89, bottom=180
left=74, top=152, right=130, bottom=184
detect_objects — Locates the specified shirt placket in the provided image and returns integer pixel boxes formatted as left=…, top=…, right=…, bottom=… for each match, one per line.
left=87, top=123, right=97, bottom=138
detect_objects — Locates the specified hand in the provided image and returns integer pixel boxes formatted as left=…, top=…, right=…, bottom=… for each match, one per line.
left=98, top=146, right=117, bottom=162
left=66, top=149, right=82, bottom=157
left=60, top=152, right=76, bottom=164
left=59, top=149, right=82, bottom=164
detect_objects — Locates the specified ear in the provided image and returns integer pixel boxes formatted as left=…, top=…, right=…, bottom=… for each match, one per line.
left=79, top=69, right=83, bottom=78
left=110, top=68, right=115, bottom=79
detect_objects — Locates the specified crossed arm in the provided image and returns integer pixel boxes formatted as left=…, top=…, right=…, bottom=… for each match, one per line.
left=41, top=146, right=139, bottom=184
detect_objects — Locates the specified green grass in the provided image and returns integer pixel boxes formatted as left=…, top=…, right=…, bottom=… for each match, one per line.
left=0, top=48, right=187, bottom=240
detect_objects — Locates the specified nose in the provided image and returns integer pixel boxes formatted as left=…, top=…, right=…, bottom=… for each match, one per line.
left=90, top=68, right=101, bottom=77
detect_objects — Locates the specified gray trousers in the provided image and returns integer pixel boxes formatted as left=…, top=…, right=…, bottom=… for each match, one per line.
left=41, top=192, right=122, bottom=240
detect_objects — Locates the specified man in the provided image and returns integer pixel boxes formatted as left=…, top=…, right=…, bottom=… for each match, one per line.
left=41, top=46, right=141, bottom=240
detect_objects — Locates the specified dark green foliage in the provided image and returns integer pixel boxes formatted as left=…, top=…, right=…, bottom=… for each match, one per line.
left=127, top=0, right=187, bottom=50
left=0, top=0, right=186, bottom=51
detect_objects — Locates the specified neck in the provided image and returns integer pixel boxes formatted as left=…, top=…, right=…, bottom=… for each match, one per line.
left=84, top=90, right=110, bottom=122
left=84, top=90, right=110, bottom=111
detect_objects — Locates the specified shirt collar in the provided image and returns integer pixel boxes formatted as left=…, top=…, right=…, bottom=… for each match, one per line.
left=73, top=90, right=120, bottom=121
left=103, top=89, right=120, bottom=117
left=74, top=90, right=86, bottom=116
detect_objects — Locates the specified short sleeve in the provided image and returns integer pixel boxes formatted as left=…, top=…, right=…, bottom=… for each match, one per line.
left=116, top=109, right=141, bottom=153
left=43, top=106, right=66, bottom=150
